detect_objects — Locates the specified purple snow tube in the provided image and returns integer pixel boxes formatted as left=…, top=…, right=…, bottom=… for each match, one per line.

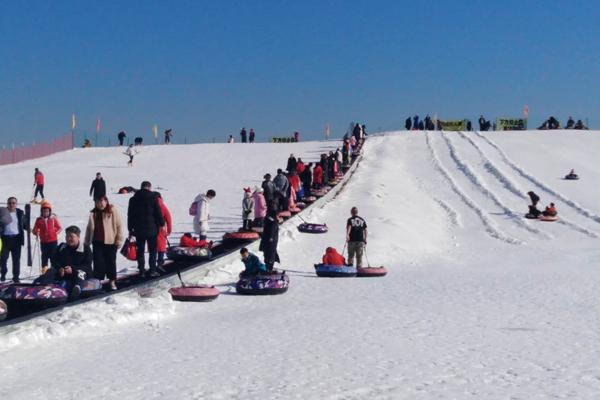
left=297, top=223, right=328, bottom=234
left=236, top=271, right=289, bottom=295
left=0, top=283, right=68, bottom=310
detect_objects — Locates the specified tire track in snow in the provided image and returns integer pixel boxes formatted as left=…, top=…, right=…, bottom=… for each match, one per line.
left=475, top=132, right=600, bottom=226
left=424, top=131, right=522, bottom=245
left=440, top=132, right=549, bottom=239
left=459, top=132, right=598, bottom=239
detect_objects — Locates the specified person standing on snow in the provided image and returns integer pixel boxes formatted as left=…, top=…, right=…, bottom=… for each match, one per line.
left=125, top=144, right=135, bottom=166
left=527, top=191, right=540, bottom=207
left=405, top=117, right=412, bottom=130
left=242, top=188, right=254, bottom=231
left=273, top=169, right=289, bottom=211
left=89, top=172, right=106, bottom=201
left=286, top=154, right=297, bottom=174
left=84, top=196, right=124, bottom=291
left=193, top=189, right=216, bottom=240
left=227, top=135, right=235, bottom=143
left=259, top=208, right=280, bottom=272
left=117, top=131, right=127, bottom=146
left=155, top=192, right=172, bottom=271
left=32, top=200, right=62, bottom=268
left=127, top=181, right=165, bottom=277
left=262, top=173, right=277, bottom=212
left=346, top=207, right=367, bottom=268
left=0, top=197, right=25, bottom=282
left=240, top=128, right=247, bottom=143
left=300, top=163, right=313, bottom=195
left=252, top=186, right=267, bottom=229
left=249, top=129, right=256, bottom=143
left=33, top=168, right=45, bottom=203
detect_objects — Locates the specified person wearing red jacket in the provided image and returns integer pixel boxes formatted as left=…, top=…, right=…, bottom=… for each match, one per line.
left=313, top=164, right=323, bottom=189
left=287, top=171, right=300, bottom=192
left=33, top=168, right=45, bottom=203
left=322, top=247, right=346, bottom=266
left=32, top=201, right=62, bottom=268
left=179, top=233, right=211, bottom=248
left=296, top=158, right=305, bottom=174
left=155, top=193, right=172, bottom=270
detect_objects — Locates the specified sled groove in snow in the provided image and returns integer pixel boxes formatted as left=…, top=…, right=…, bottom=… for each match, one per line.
left=424, top=131, right=522, bottom=245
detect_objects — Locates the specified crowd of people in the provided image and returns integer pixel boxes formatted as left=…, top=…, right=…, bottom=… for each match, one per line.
left=403, top=114, right=591, bottom=131
left=0, top=123, right=367, bottom=299
left=538, top=116, right=589, bottom=130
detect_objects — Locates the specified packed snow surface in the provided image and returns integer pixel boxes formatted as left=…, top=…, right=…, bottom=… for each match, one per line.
left=2, top=131, right=600, bottom=399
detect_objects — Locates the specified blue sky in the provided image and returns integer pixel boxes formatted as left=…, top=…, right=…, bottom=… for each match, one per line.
left=1, top=0, right=599, bottom=146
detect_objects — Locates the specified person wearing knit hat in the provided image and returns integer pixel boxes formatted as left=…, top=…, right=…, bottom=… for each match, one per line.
left=242, top=187, right=254, bottom=231
left=32, top=200, right=62, bottom=268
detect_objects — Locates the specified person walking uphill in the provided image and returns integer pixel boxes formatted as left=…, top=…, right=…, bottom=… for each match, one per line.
left=32, top=168, right=45, bottom=203
left=192, top=189, right=216, bottom=241
left=1, top=197, right=25, bottom=282
left=89, top=172, right=106, bottom=201
left=84, top=196, right=124, bottom=290
left=127, top=181, right=165, bottom=277
left=32, top=201, right=62, bottom=268
left=346, top=207, right=367, bottom=268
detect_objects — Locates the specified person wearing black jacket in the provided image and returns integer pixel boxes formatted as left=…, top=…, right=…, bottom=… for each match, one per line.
left=300, top=163, right=313, bottom=196
left=49, top=225, right=93, bottom=298
left=405, top=117, right=412, bottom=130
left=259, top=209, right=280, bottom=272
left=262, top=173, right=277, bottom=212
left=127, top=181, right=165, bottom=277
left=0, top=197, right=26, bottom=282
left=240, top=128, right=247, bottom=143
left=527, top=191, right=540, bottom=207
left=286, top=154, right=297, bottom=174
left=117, top=131, right=126, bottom=146
left=89, top=172, right=106, bottom=201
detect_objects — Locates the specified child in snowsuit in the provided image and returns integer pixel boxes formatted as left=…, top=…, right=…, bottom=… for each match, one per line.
left=242, top=188, right=254, bottom=231
left=322, top=247, right=346, bottom=266
left=240, top=247, right=267, bottom=277
left=156, top=194, right=172, bottom=269
left=32, top=201, right=62, bottom=268
left=179, top=233, right=212, bottom=248
left=543, top=203, right=557, bottom=217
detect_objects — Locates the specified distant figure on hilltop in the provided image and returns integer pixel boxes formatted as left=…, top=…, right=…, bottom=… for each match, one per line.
left=574, top=119, right=588, bottom=130
left=293, top=131, right=300, bottom=142
left=249, top=129, right=255, bottom=143
left=405, top=117, right=412, bottom=130
left=413, top=115, right=419, bottom=131
left=240, top=128, right=247, bottom=143
left=117, top=131, right=126, bottom=146
left=228, top=135, right=235, bottom=143
left=565, top=117, right=575, bottom=129
left=33, top=168, right=45, bottom=203
left=164, top=129, right=173, bottom=144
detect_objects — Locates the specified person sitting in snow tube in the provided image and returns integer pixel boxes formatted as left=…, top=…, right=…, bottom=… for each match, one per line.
left=322, top=247, right=346, bottom=266
left=118, top=186, right=137, bottom=194
left=565, top=169, right=579, bottom=180
left=525, top=205, right=542, bottom=219
left=34, top=226, right=93, bottom=300
left=240, top=247, right=267, bottom=277
left=542, top=203, right=557, bottom=217
left=179, top=233, right=212, bottom=248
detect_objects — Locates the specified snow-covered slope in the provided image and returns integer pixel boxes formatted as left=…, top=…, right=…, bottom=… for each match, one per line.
left=3, top=131, right=600, bottom=399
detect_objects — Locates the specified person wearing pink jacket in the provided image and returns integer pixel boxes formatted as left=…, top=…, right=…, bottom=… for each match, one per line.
left=252, top=187, right=267, bottom=228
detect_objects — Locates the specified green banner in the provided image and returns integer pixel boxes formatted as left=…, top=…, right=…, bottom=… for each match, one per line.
left=271, top=137, right=297, bottom=143
left=440, top=120, right=467, bottom=131
left=496, top=118, right=527, bottom=131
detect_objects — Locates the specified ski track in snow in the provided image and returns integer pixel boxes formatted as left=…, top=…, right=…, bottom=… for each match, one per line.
left=424, top=131, right=522, bottom=245
left=439, top=132, right=549, bottom=239
left=457, top=131, right=598, bottom=239
left=475, top=131, right=600, bottom=225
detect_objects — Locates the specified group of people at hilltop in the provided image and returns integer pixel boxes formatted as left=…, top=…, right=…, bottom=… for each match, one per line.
left=405, top=115, right=437, bottom=131
left=538, top=116, right=588, bottom=130
left=115, top=129, right=174, bottom=147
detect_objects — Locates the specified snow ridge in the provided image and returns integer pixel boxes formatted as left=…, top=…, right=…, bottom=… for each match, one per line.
left=440, top=132, right=548, bottom=239
left=475, top=131, right=600, bottom=225
left=424, top=132, right=522, bottom=245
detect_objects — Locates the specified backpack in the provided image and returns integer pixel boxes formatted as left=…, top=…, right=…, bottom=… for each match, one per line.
left=189, top=201, right=198, bottom=216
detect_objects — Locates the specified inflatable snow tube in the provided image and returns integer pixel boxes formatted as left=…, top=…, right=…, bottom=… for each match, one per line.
left=278, top=210, right=292, bottom=219
left=169, top=286, right=220, bottom=302
left=524, top=213, right=540, bottom=220
left=0, top=300, right=7, bottom=321
left=314, top=264, right=357, bottom=278
left=540, top=215, right=558, bottom=222
left=296, top=202, right=307, bottom=209
left=223, top=231, right=260, bottom=242
left=289, top=206, right=301, bottom=214
left=303, top=196, right=317, bottom=203
left=565, top=174, right=579, bottom=180
left=80, top=278, right=103, bottom=297
left=297, top=223, right=328, bottom=234
left=312, top=189, right=329, bottom=197
left=357, top=266, right=388, bottom=277
left=236, top=271, right=289, bottom=295
left=167, top=246, right=212, bottom=262
left=0, top=283, right=68, bottom=309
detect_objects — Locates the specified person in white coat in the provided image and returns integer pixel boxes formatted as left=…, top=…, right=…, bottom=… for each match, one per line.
left=193, top=189, right=216, bottom=240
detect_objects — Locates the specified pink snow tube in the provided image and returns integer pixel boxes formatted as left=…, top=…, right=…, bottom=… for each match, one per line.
left=289, top=206, right=301, bottom=214
left=223, top=231, right=260, bottom=241
left=356, top=266, right=388, bottom=277
left=169, top=286, right=220, bottom=302
left=540, top=215, right=558, bottom=222
left=278, top=210, right=292, bottom=219
left=0, top=300, right=6, bottom=321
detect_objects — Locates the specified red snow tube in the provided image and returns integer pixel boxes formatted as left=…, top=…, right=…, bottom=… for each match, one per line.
left=278, top=210, right=292, bottom=219
left=169, top=286, right=220, bottom=302
left=356, top=266, right=388, bottom=277
left=289, top=206, right=301, bottom=214
left=223, top=231, right=260, bottom=242
left=540, top=215, right=558, bottom=222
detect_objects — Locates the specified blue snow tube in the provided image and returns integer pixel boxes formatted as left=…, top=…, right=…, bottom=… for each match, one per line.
left=314, top=264, right=357, bottom=278
left=297, top=223, right=328, bottom=234
left=236, top=271, right=289, bottom=295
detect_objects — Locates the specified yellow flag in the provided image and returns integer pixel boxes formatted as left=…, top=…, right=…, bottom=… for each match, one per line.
left=71, top=114, right=76, bottom=130
left=153, top=124, right=158, bottom=138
